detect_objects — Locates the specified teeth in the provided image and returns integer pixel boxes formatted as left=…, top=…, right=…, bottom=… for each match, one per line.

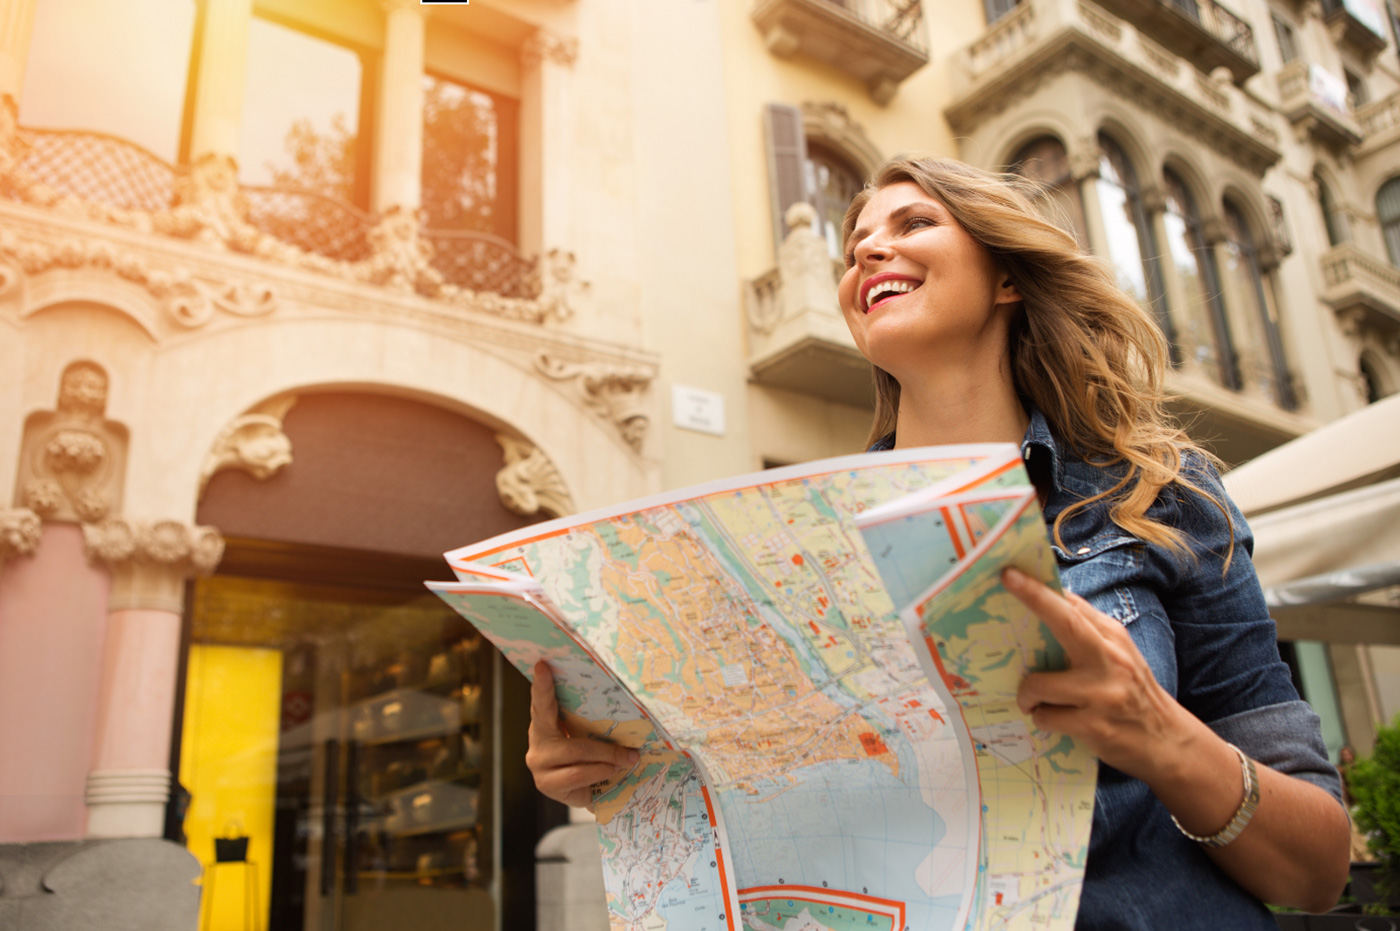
left=865, top=278, right=918, bottom=310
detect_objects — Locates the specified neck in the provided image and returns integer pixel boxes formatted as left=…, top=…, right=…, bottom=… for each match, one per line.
left=891, top=360, right=1029, bottom=449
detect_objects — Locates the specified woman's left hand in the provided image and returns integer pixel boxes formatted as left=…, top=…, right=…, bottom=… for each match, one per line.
left=1001, top=566, right=1351, bottom=913
left=1002, top=566, right=1192, bottom=781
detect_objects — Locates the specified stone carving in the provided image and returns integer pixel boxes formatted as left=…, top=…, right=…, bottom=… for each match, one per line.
left=0, top=228, right=281, bottom=328
left=494, top=435, right=575, bottom=519
left=521, top=31, right=580, bottom=68
left=801, top=102, right=882, bottom=174
left=361, top=205, right=445, bottom=294
left=82, top=518, right=224, bottom=576
left=16, top=362, right=128, bottom=523
left=534, top=249, right=583, bottom=323
left=0, top=508, right=42, bottom=562
left=199, top=396, right=297, bottom=496
left=535, top=354, right=654, bottom=452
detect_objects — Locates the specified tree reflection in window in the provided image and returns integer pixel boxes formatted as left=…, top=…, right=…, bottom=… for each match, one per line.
left=1162, top=169, right=1235, bottom=384
left=804, top=142, right=864, bottom=260
left=421, top=74, right=518, bottom=243
left=1221, top=201, right=1295, bottom=408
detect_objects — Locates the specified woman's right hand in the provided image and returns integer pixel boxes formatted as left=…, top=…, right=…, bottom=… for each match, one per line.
left=526, top=660, right=639, bottom=808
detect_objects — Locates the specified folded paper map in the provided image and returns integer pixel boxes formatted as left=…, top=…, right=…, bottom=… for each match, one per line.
left=427, top=445, right=1097, bottom=931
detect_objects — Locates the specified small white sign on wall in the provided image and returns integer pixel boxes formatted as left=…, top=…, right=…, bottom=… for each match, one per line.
left=671, top=384, right=726, bottom=436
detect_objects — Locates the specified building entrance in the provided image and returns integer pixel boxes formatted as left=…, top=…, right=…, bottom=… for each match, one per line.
left=180, top=569, right=502, bottom=931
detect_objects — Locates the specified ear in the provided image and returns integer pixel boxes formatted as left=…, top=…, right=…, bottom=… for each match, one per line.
left=994, top=271, right=1023, bottom=306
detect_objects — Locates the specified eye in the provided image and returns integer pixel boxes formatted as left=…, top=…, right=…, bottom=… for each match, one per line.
left=904, top=215, right=935, bottom=233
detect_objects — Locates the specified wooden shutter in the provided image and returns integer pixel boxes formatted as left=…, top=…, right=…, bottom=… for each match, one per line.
left=764, top=102, right=810, bottom=255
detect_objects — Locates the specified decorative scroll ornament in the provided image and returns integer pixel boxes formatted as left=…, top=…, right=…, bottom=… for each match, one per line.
left=0, top=508, right=42, bottom=563
left=16, top=362, right=128, bottom=523
left=535, top=354, right=653, bottom=452
left=494, top=435, right=575, bottom=519
left=82, top=518, right=224, bottom=576
left=199, top=396, right=297, bottom=496
left=521, top=30, right=579, bottom=68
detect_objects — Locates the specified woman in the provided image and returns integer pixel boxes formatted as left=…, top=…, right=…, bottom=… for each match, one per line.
left=527, top=157, right=1350, bottom=927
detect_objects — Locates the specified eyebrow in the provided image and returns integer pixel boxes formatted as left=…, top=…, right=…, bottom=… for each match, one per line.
left=844, top=201, right=936, bottom=251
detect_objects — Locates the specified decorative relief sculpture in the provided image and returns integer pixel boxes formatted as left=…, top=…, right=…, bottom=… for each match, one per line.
left=494, top=435, right=575, bottom=519
left=15, top=362, right=128, bottom=524
left=82, top=518, right=224, bottom=576
left=198, top=396, right=297, bottom=496
left=360, top=205, right=445, bottom=295
left=0, top=508, right=42, bottom=563
left=535, top=354, right=654, bottom=452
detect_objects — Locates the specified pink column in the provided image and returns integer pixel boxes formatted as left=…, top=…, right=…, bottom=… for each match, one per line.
left=0, top=517, right=111, bottom=842
left=82, top=519, right=223, bottom=838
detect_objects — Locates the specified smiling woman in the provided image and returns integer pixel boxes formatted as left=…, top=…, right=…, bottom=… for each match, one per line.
left=525, top=155, right=1353, bottom=931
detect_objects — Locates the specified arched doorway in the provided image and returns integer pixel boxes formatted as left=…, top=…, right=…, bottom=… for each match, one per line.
left=178, top=391, right=568, bottom=931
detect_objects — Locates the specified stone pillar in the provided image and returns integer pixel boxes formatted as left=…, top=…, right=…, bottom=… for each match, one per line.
left=82, top=519, right=224, bottom=839
left=372, top=0, right=426, bottom=214
left=519, top=30, right=578, bottom=258
left=187, top=0, right=254, bottom=162
left=0, top=0, right=38, bottom=101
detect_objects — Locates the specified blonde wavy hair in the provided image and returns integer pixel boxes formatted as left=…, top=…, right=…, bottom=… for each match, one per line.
left=842, top=156, right=1230, bottom=561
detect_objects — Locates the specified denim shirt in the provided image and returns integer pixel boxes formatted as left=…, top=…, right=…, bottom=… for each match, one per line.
left=874, top=410, right=1342, bottom=929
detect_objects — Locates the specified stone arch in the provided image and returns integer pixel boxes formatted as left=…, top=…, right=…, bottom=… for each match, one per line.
left=800, top=102, right=883, bottom=177
left=116, top=316, right=656, bottom=522
left=21, top=283, right=164, bottom=342
left=1359, top=347, right=1397, bottom=402
left=1094, top=111, right=1157, bottom=184
left=989, top=117, right=1081, bottom=173
left=1159, top=150, right=1213, bottom=212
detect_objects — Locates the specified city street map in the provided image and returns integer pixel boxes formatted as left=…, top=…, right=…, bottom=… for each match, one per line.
left=428, top=444, right=1097, bottom=931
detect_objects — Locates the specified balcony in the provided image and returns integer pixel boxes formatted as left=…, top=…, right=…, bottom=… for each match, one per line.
left=744, top=205, right=873, bottom=407
left=0, top=126, right=564, bottom=320
left=1320, top=243, right=1400, bottom=334
left=1276, top=59, right=1363, bottom=150
left=945, top=0, right=1281, bottom=175
left=752, top=0, right=929, bottom=104
left=1319, top=0, right=1390, bottom=57
left=1356, top=91, right=1400, bottom=156
left=1085, top=0, right=1259, bottom=82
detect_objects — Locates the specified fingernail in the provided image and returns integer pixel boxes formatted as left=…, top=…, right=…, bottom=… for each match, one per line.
left=626, top=749, right=640, bottom=765
left=1003, top=567, right=1026, bottom=586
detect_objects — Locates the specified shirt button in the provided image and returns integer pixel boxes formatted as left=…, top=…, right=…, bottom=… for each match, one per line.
left=1077, top=546, right=1091, bottom=555
left=1022, top=447, right=1031, bottom=460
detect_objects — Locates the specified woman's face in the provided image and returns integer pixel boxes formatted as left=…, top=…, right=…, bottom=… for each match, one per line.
left=838, top=181, right=1021, bottom=383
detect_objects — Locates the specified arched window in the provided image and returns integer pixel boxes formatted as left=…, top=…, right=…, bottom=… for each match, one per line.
left=1010, top=135, right=1087, bottom=246
left=1360, top=355, right=1386, bottom=404
left=1162, top=170, right=1237, bottom=386
left=1221, top=200, right=1296, bottom=409
left=1093, top=133, right=1168, bottom=332
left=805, top=142, right=865, bottom=259
left=1315, top=171, right=1349, bottom=247
left=1379, top=176, right=1400, bottom=266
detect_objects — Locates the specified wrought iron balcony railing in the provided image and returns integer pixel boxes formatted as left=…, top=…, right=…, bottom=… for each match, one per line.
left=1091, top=0, right=1259, bottom=82
left=0, top=126, right=547, bottom=306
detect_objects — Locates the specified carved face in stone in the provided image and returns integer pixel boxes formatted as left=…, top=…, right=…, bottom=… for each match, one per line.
left=58, top=363, right=108, bottom=415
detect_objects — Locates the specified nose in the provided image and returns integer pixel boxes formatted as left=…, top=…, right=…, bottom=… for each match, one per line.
left=851, top=229, right=892, bottom=266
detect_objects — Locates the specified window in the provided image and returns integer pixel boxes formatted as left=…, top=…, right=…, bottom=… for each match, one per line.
left=1344, top=68, right=1370, bottom=107
left=764, top=103, right=867, bottom=261
left=1162, top=170, right=1236, bottom=385
left=985, top=0, right=1023, bottom=24
left=1273, top=15, right=1299, bottom=64
left=421, top=74, right=519, bottom=243
left=1360, top=355, right=1386, bottom=403
left=1009, top=136, right=1087, bottom=246
left=238, top=16, right=371, bottom=206
left=805, top=143, right=865, bottom=259
left=1378, top=176, right=1400, bottom=265
left=1093, top=133, right=1168, bottom=330
left=1315, top=171, right=1350, bottom=247
left=20, top=0, right=196, bottom=162
left=1221, top=200, right=1296, bottom=408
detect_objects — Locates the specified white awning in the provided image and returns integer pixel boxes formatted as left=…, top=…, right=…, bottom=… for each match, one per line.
left=1246, top=476, right=1400, bottom=592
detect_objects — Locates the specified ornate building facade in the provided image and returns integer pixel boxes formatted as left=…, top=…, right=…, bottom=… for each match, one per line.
left=0, top=0, right=1397, bottom=929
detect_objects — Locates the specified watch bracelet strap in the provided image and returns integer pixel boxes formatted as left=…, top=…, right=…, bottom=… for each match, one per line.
left=1170, top=743, right=1261, bottom=848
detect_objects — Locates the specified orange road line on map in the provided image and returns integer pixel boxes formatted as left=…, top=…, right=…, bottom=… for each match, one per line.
left=940, top=507, right=967, bottom=559
left=737, top=884, right=906, bottom=926
left=698, top=783, right=738, bottom=931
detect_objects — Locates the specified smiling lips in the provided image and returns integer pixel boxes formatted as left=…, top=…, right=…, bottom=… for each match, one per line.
left=859, top=273, right=922, bottom=313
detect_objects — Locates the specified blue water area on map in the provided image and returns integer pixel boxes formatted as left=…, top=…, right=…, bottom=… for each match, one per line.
left=715, top=741, right=961, bottom=931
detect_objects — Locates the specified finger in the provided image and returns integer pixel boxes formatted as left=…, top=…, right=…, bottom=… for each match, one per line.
left=1002, top=568, right=1099, bottom=665
left=530, top=734, right=639, bottom=771
left=536, top=760, right=632, bottom=798
left=530, top=660, right=566, bottom=739
left=1017, top=669, right=1091, bottom=715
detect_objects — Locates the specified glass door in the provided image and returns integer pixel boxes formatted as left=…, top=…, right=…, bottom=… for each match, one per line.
left=180, top=574, right=499, bottom=931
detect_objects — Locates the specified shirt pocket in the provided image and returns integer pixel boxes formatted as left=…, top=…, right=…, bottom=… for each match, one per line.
left=1053, top=531, right=1143, bottom=626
